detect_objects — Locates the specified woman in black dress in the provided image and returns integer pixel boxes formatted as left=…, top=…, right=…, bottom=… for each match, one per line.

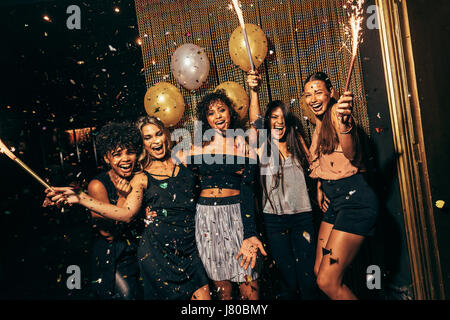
left=46, top=116, right=211, bottom=300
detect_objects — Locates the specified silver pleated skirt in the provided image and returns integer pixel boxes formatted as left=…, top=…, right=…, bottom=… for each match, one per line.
left=195, top=195, right=259, bottom=283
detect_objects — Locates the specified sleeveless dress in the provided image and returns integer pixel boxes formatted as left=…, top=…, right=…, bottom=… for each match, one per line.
left=138, top=164, right=209, bottom=299
left=90, top=172, right=142, bottom=299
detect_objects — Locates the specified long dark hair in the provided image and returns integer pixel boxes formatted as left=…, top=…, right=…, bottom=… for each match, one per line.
left=260, top=100, right=309, bottom=212
left=304, top=72, right=339, bottom=155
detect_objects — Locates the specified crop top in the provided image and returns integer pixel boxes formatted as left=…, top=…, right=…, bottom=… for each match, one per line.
left=186, top=154, right=258, bottom=239
left=309, top=127, right=360, bottom=180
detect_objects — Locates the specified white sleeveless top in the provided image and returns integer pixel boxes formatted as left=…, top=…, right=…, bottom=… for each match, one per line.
left=261, top=155, right=312, bottom=215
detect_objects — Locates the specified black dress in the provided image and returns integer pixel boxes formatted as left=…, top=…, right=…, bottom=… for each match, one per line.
left=90, top=172, right=142, bottom=299
left=138, top=164, right=209, bottom=300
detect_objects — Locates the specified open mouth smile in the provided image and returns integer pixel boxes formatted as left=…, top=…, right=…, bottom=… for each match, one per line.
left=117, top=163, right=133, bottom=175
left=311, top=103, right=323, bottom=112
left=215, top=120, right=226, bottom=126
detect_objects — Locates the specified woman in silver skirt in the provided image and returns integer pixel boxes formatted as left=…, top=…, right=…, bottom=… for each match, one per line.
left=181, top=90, right=267, bottom=300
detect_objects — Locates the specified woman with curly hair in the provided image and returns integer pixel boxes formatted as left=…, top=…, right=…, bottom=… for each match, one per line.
left=177, top=90, right=267, bottom=300
left=45, top=117, right=211, bottom=300
left=86, top=121, right=143, bottom=300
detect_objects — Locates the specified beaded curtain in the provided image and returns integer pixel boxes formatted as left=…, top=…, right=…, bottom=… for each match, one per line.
left=134, top=0, right=370, bottom=143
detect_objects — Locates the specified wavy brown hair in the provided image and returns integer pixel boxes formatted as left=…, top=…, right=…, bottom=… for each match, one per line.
left=304, top=72, right=339, bottom=155
left=135, top=115, right=173, bottom=171
left=305, top=72, right=361, bottom=164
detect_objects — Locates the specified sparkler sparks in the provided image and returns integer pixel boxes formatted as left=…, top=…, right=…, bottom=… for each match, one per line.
left=343, top=0, right=365, bottom=91
left=343, top=0, right=365, bottom=56
left=230, top=0, right=255, bottom=71
left=231, top=0, right=246, bottom=30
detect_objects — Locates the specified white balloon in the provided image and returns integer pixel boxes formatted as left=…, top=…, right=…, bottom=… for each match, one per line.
left=171, top=43, right=210, bottom=90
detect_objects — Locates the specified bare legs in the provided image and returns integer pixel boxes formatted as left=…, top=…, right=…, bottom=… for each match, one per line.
left=314, top=221, right=365, bottom=300
left=191, top=284, right=212, bottom=300
left=239, top=280, right=259, bottom=300
left=213, top=280, right=259, bottom=300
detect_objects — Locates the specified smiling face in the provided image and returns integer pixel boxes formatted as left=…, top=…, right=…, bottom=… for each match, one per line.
left=303, top=80, right=334, bottom=117
left=104, top=147, right=137, bottom=178
left=269, top=107, right=286, bottom=141
left=206, top=100, right=232, bottom=132
left=141, top=123, right=168, bottom=160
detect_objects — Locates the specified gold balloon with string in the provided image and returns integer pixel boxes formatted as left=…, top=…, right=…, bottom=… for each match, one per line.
left=229, top=23, right=268, bottom=72
left=214, top=81, right=249, bottom=120
left=144, top=82, right=185, bottom=127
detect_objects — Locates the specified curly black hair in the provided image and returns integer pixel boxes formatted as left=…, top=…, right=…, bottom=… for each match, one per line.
left=195, top=89, right=242, bottom=138
left=96, top=122, right=142, bottom=159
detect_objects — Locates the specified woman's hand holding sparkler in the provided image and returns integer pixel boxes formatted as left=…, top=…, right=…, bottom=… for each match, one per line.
left=335, top=91, right=354, bottom=133
left=44, top=187, right=83, bottom=207
left=247, top=70, right=261, bottom=92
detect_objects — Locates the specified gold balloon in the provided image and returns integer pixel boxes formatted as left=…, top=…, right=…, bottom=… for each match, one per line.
left=144, top=82, right=185, bottom=127
left=229, top=23, right=268, bottom=72
left=214, top=82, right=249, bottom=120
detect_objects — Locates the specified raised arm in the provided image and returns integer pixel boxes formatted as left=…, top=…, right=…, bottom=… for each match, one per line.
left=247, top=70, right=262, bottom=127
left=333, top=91, right=358, bottom=161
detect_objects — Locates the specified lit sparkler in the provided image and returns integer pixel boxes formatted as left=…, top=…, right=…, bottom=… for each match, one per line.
left=343, top=0, right=365, bottom=92
left=230, top=0, right=255, bottom=71
left=0, top=138, right=54, bottom=191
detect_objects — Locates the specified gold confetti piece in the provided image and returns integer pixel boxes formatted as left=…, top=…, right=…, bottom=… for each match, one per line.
left=302, top=231, right=311, bottom=243
left=436, top=200, right=445, bottom=209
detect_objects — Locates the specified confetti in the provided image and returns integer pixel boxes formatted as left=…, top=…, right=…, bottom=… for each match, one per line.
left=436, top=200, right=445, bottom=209
left=302, top=231, right=311, bottom=243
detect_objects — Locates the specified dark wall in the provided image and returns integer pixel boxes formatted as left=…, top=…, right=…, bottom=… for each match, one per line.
left=406, top=0, right=450, bottom=298
left=356, top=0, right=414, bottom=299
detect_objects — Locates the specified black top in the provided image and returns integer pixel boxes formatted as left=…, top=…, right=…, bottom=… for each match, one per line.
left=142, top=165, right=198, bottom=225
left=91, top=172, right=141, bottom=242
left=186, top=154, right=258, bottom=239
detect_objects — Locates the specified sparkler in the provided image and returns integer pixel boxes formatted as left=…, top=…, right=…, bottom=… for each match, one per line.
left=231, top=0, right=255, bottom=71
left=343, top=0, right=365, bottom=92
left=0, top=138, right=54, bottom=191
